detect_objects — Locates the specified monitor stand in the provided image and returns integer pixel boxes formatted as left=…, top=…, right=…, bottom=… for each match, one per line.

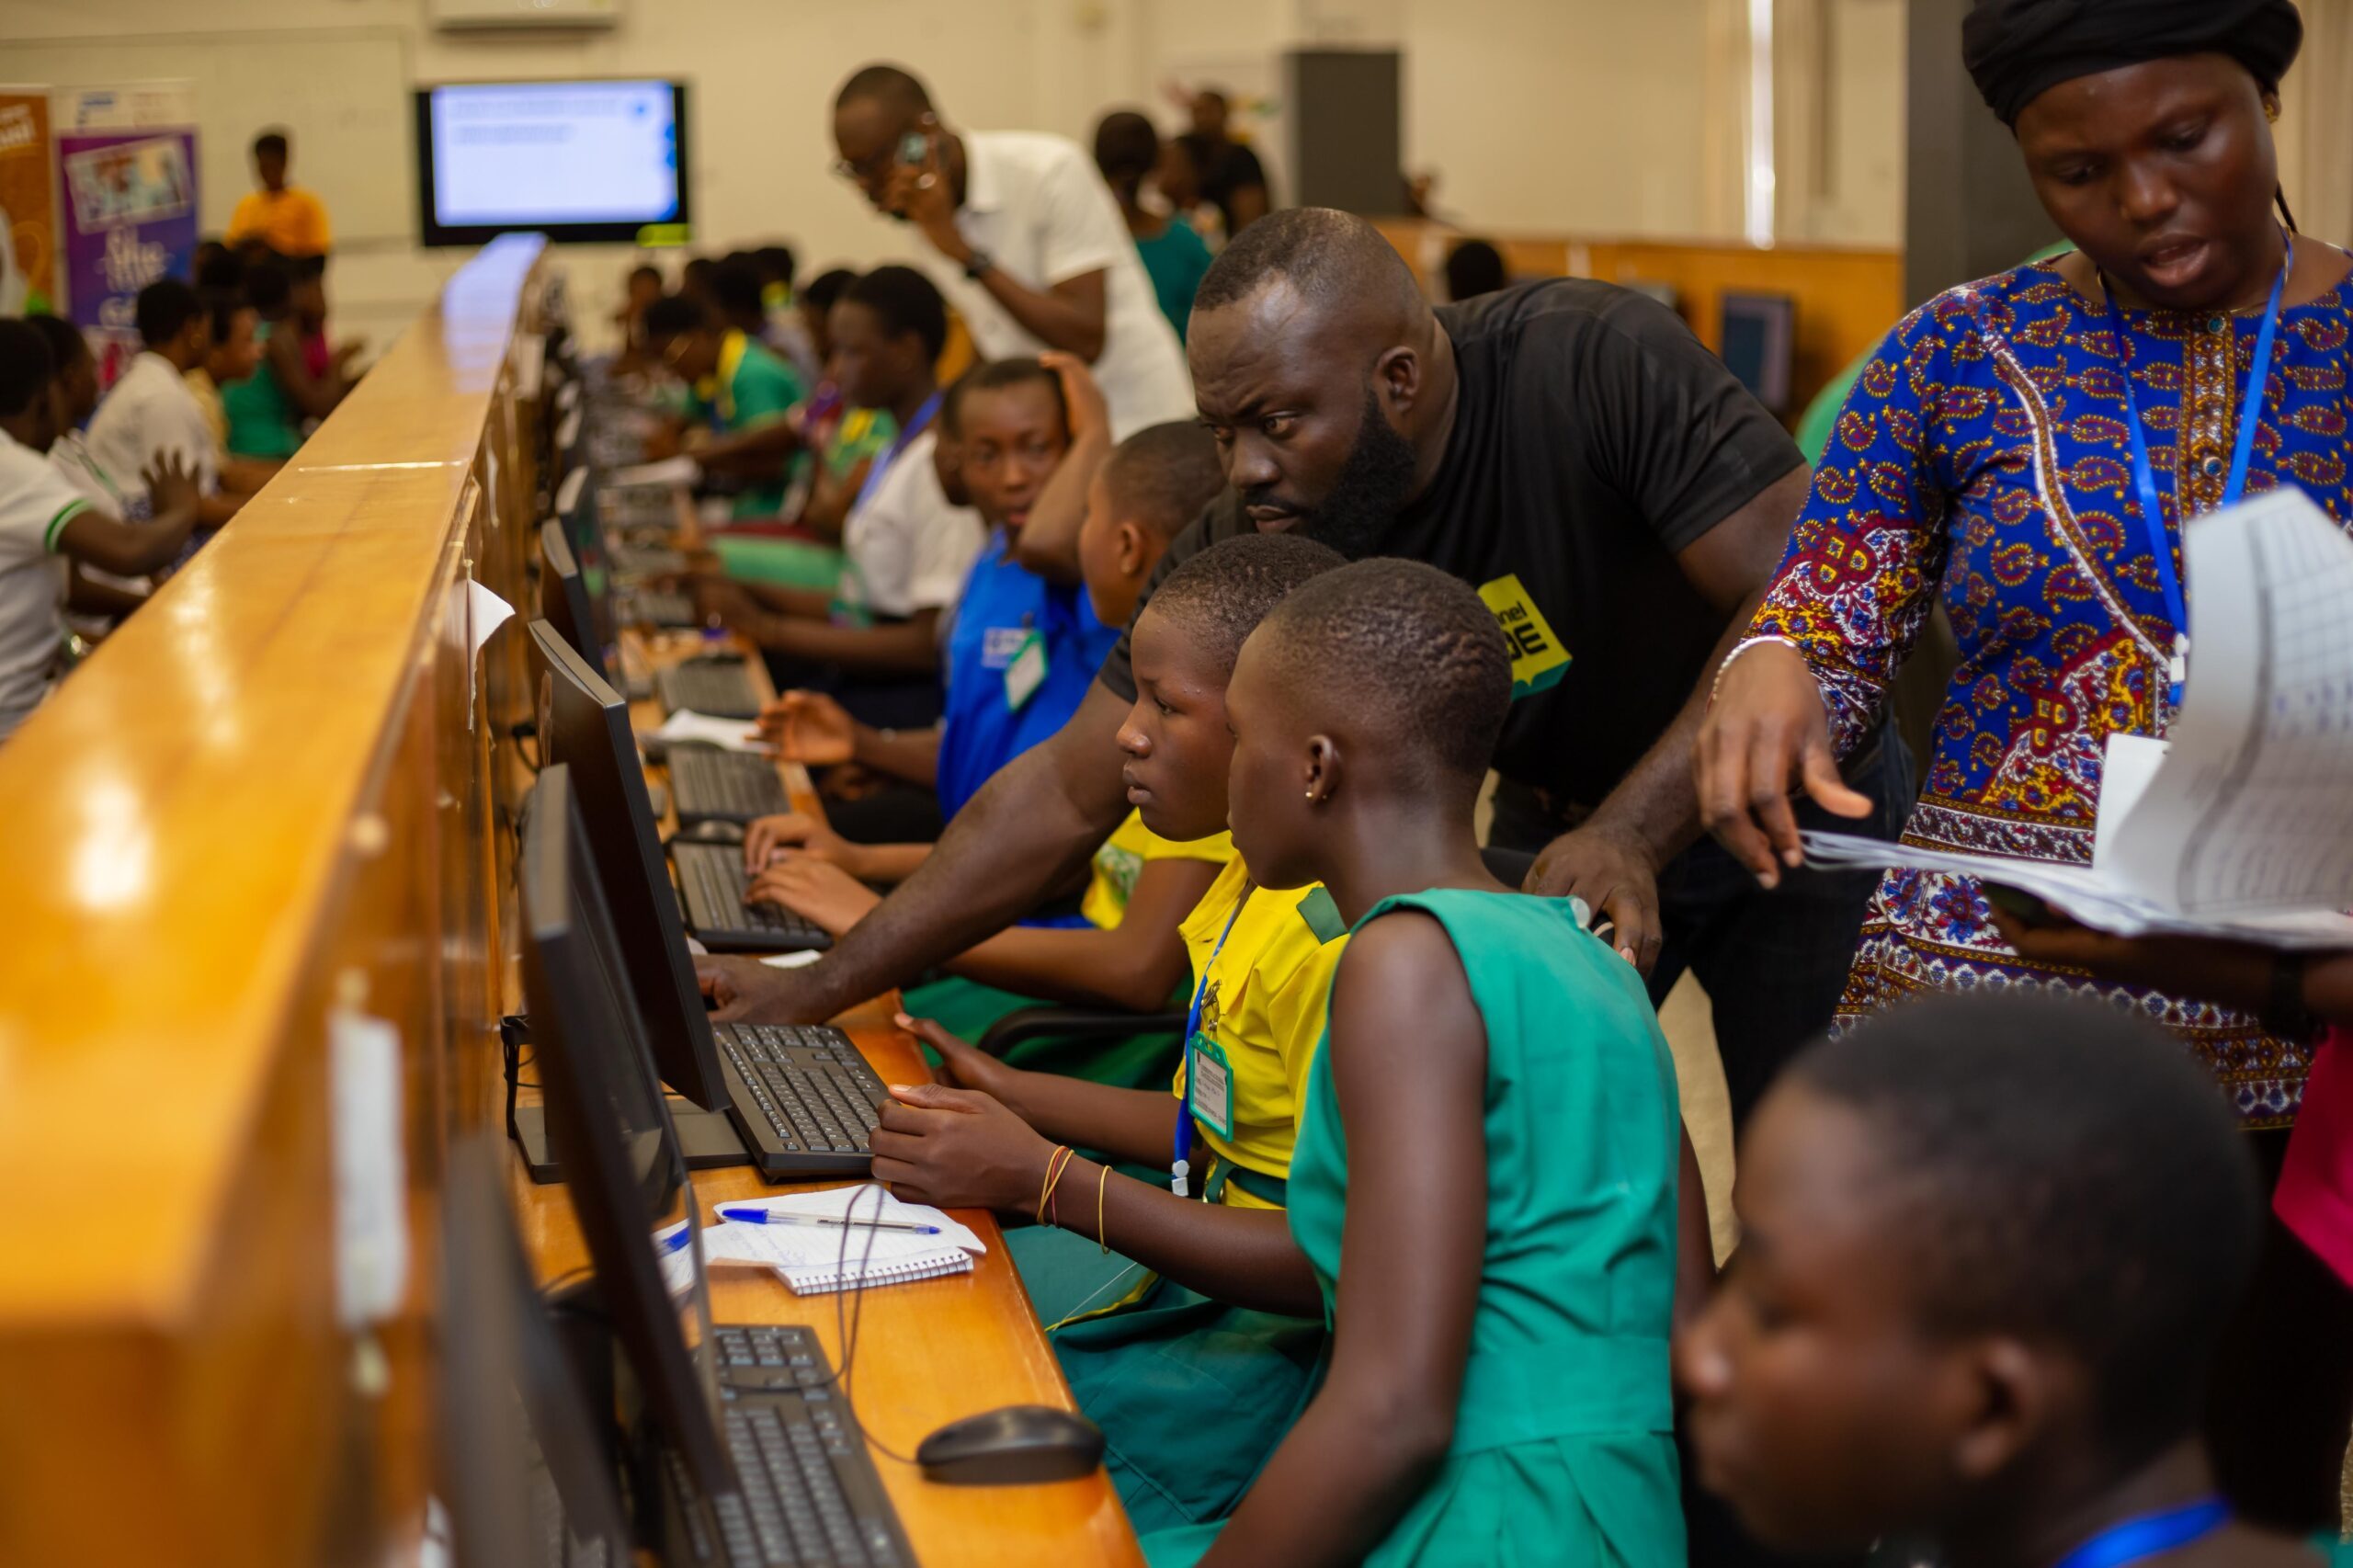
left=510, top=1096, right=751, bottom=1184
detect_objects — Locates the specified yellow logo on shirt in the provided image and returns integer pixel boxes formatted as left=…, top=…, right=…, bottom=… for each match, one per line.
left=1477, top=574, right=1570, bottom=699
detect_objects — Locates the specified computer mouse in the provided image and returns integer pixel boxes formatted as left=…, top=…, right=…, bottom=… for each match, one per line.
left=915, top=1405, right=1105, bottom=1487
left=676, top=819, right=745, bottom=845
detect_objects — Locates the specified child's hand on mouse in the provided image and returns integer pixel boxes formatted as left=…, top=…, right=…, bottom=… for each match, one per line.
left=867, top=1083, right=1055, bottom=1213
left=745, top=857, right=880, bottom=937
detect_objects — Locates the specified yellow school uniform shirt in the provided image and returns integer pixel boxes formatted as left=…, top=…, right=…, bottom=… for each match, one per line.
left=1172, top=857, right=1350, bottom=1211
left=227, top=186, right=332, bottom=256
left=1080, top=809, right=1233, bottom=930
left=183, top=368, right=227, bottom=456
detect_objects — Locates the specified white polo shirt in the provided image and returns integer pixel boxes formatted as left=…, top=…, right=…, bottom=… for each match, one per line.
left=85, top=350, right=218, bottom=508
left=0, top=429, right=89, bottom=740
left=838, top=428, right=985, bottom=621
left=919, top=131, right=1195, bottom=441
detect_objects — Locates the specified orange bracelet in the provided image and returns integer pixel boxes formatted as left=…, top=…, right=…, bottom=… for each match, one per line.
left=1036, top=1145, right=1076, bottom=1227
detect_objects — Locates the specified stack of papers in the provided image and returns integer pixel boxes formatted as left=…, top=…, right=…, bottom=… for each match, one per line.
left=1804, top=488, right=2353, bottom=949
left=702, top=1185, right=985, bottom=1295
left=650, top=710, right=772, bottom=754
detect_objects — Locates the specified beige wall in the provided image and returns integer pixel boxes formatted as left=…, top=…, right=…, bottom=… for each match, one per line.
left=3, top=0, right=1910, bottom=348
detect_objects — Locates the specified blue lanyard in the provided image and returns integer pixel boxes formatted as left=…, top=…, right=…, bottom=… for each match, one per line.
left=852, top=391, right=943, bottom=517
left=2102, top=234, right=2291, bottom=721
left=2052, top=1497, right=2230, bottom=1568
left=1172, top=889, right=1251, bottom=1198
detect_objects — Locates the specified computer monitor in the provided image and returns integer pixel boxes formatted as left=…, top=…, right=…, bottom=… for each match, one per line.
left=539, top=519, right=614, bottom=691
left=1719, top=291, right=1797, bottom=416
left=528, top=617, right=730, bottom=1112
left=414, top=79, right=691, bottom=248
left=438, top=1131, right=631, bottom=1568
left=519, top=764, right=735, bottom=1500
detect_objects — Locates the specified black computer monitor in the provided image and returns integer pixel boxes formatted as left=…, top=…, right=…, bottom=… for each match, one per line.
left=519, top=765, right=735, bottom=1500
left=540, top=518, right=614, bottom=691
left=1719, top=291, right=1797, bottom=416
left=528, top=616, right=730, bottom=1112
left=438, top=1131, right=632, bottom=1568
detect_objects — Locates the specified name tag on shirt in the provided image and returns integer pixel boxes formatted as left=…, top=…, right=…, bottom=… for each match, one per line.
left=1188, top=1035, right=1235, bottom=1141
left=982, top=624, right=1030, bottom=670
left=1003, top=630, right=1048, bottom=711
left=1478, top=574, right=1572, bottom=699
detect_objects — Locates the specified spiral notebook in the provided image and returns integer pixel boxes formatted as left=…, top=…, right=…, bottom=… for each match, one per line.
left=702, top=1185, right=985, bottom=1296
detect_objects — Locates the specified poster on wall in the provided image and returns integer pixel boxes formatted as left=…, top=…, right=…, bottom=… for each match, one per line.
left=53, top=84, right=198, bottom=390
left=0, top=88, right=58, bottom=318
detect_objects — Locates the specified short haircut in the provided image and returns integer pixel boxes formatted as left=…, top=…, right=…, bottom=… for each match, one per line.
left=244, top=254, right=292, bottom=314
left=710, top=257, right=767, bottom=322
left=26, top=314, right=86, bottom=378
left=1102, top=421, right=1224, bottom=544
left=1146, top=533, right=1345, bottom=676
left=941, top=358, right=1064, bottom=439
left=841, top=265, right=947, bottom=362
left=136, top=278, right=205, bottom=348
left=642, top=294, right=709, bottom=342
left=1444, top=239, right=1508, bottom=302
left=1793, top=994, right=2261, bottom=1465
left=629, top=263, right=663, bottom=287
left=195, top=243, right=245, bottom=293
left=835, top=63, right=932, bottom=114
left=253, top=129, right=289, bottom=159
left=0, top=318, right=55, bottom=419
left=1253, top=558, right=1511, bottom=784
left=754, top=244, right=797, bottom=288
left=1092, top=110, right=1161, bottom=189
left=803, top=267, right=858, bottom=314
left=1194, top=206, right=1426, bottom=322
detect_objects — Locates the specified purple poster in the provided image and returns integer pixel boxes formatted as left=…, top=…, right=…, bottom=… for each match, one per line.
left=57, top=129, right=198, bottom=391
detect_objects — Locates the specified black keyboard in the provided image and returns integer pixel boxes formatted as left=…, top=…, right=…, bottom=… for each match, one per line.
left=660, top=662, right=763, bottom=721
left=673, top=840, right=831, bottom=954
left=713, top=1022, right=888, bottom=1176
left=667, top=1326, right=913, bottom=1568
left=672, top=749, right=792, bottom=825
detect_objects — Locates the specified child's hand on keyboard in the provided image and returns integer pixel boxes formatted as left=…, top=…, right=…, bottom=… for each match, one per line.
left=754, top=690, right=857, bottom=765
left=747, top=857, right=881, bottom=937
left=867, top=1083, right=1054, bottom=1214
left=743, top=811, right=859, bottom=874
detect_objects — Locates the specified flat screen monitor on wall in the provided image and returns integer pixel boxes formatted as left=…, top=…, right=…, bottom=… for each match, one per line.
left=415, top=79, right=689, bottom=246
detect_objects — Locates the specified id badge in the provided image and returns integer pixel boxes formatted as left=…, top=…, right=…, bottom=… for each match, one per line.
left=1187, top=1034, right=1235, bottom=1141
left=1003, top=629, right=1048, bottom=711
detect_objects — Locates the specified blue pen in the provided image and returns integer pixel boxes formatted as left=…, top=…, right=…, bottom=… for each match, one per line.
left=717, top=1206, right=941, bottom=1235
left=656, top=1223, right=693, bottom=1255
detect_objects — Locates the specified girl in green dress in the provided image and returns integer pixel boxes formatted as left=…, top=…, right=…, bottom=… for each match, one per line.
left=1677, top=992, right=2337, bottom=1568
left=1156, top=558, right=1704, bottom=1567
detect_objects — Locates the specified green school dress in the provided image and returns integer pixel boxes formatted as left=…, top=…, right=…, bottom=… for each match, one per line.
left=1145, top=890, right=1687, bottom=1568
left=222, top=321, right=304, bottom=460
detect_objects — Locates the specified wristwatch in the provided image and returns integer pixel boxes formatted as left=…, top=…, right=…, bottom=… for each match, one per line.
left=962, top=249, right=995, bottom=281
left=2262, top=950, right=2319, bottom=1044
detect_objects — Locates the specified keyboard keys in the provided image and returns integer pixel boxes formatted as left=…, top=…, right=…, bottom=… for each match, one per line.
left=714, top=1025, right=887, bottom=1165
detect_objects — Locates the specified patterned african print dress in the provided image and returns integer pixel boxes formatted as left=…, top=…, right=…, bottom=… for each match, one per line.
left=1749, top=252, right=2353, bottom=1127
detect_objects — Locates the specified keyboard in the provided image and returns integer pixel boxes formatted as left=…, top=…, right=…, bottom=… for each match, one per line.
left=667, top=1326, right=913, bottom=1568
left=631, top=587, right=699, bottom=629
left=660, top=661, right=763, bottom=721
left=671, top=749, right=793, bottom=825
left=713, top=1022, right=888, bottom=1176
left=673, top=839, right=832, bottom=954
left=609, top=542, right=690, bottom=577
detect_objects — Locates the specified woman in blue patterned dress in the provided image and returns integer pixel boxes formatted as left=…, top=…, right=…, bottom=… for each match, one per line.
left=1695, top=0, right=2353, bottom=1534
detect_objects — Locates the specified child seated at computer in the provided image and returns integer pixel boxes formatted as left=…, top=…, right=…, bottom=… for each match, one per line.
left=859, top=532, right=1347, bottom=1533
left=85, top=280, right=242, bottom=533
left=224, top=254, right=347, bottom=463
left=741, top=415, right=1230, bottom=946
left=186, top=292, right=280, bottom=497
left=1677, top=992, right=2330, bottom=1568
left=686, top=267, right=981, bottom=721
left=639, top=287, right=805, bottom=522
left=0, top=319, right=202, bottom=739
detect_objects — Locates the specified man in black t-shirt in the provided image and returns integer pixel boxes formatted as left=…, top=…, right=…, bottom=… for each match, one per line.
left=1177, top=87, right=1271, bottom=238
left=706, top=208, right=1904, bottom=1134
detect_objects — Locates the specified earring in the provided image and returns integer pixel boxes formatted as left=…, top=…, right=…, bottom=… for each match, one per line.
left=1302, top=790, right=1316, bottom=801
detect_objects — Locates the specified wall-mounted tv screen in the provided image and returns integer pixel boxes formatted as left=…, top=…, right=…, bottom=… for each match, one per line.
left=415, top=79, right=689, bottom=246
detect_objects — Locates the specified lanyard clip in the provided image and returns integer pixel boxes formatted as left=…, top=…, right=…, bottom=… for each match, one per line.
left=1170, top=1158, right=1190, bottom=1199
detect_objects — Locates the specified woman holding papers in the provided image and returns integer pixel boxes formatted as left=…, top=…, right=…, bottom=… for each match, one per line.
left=1695, top=0, right=2353, bottom=1531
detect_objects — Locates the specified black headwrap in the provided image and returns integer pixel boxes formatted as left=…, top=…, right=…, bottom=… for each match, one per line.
left=1962, top=0, right=2305, bottom=126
